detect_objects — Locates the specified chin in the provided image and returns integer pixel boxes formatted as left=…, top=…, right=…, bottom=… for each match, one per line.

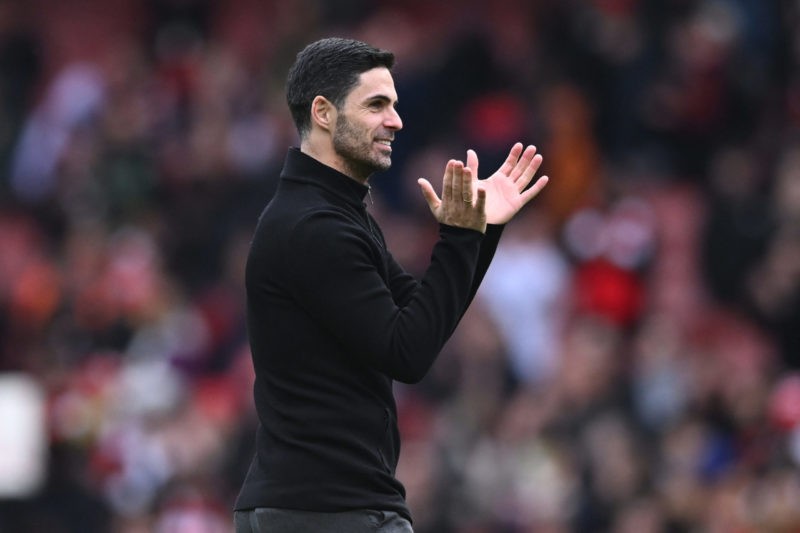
left=374, top=154, right=392, bottom=170
left=363, top=156, right=391, bottom=174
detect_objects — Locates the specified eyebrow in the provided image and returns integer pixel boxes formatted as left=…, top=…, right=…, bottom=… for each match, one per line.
left=363, top=94, right=398, bottom=106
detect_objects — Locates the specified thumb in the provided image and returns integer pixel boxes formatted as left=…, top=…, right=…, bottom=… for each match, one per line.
left=417, top=178, right=441, bottom=213
left=466, top=149, right=479, bottom=178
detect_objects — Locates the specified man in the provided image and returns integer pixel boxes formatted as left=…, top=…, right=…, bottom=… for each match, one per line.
left=234, top=37, right=548, bottom=532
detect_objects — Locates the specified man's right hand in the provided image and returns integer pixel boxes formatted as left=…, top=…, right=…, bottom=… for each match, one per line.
left=418, top=160, right=487, bottom=233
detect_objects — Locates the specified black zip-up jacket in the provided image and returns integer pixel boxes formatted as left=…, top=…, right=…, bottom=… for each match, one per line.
left=235, top=148, right=504, bottom=521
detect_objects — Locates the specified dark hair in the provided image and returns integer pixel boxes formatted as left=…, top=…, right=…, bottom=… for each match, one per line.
left=286, top=37, right=395, bottom=138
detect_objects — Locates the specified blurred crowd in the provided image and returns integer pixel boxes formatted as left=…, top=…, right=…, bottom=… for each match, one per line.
left=1, top=0, right=799, bottom=531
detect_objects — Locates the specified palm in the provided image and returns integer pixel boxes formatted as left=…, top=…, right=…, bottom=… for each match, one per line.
left=468, top=143, right=548, bottom=225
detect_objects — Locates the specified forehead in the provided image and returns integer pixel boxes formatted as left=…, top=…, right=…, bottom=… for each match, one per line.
left=345, top=67, right=397, bottom=103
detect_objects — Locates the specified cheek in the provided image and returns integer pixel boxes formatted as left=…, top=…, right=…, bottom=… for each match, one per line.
left=348, top=122, right=373, bottom=144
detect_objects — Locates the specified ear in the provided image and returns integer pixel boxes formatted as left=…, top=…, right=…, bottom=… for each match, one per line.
left=310, top=95, right=336, bottom=132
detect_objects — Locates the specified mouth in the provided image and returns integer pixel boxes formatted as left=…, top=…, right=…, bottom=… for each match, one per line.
left=374, top=139, right=393, bottom=151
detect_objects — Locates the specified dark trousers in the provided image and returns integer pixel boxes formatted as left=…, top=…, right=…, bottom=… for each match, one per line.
left=234, top=508, right=414, bottom=533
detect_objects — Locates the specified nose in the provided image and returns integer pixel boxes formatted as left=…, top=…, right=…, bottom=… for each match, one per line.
left=385, top=107, right=403, bottom=131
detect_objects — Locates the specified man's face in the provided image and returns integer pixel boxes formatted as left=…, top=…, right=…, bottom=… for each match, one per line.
left=332, top=67, right=403, bottom=181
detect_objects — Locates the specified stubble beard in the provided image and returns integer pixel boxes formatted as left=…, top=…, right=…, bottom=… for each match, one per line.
left=332, top=113, right=391, bottom=181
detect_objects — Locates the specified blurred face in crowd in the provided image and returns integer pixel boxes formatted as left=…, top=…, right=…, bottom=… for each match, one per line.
left=331, top=67, right=403, bottom=181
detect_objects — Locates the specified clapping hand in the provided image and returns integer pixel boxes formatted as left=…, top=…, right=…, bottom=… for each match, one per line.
left=417, top=143, right=548, bottom=231
left=466, top=143, right=548, bottom=225
left=418, top=159, right=487, bottom=233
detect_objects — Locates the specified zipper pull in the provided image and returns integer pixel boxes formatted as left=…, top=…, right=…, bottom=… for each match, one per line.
left=367, top=186, right=374, bottom=206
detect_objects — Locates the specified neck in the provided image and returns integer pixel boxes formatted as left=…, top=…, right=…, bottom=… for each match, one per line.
left=300, top=136, right=371, bottom=184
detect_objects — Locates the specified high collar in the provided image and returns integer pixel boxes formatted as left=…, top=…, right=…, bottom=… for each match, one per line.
left=280, top=147, right=370, bottom=208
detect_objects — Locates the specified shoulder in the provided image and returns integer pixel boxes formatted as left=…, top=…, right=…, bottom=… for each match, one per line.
left=289, top=208, right=372, bottom=254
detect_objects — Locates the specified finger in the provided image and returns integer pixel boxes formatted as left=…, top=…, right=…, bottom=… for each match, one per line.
left=466, top=149, right=479, bottom=179
left=462, top=166, right=473, bottom=203
left=417, top=178, right=441, bottom=213
left=518, top=175, right=549, bottom=206
left=510, top=145, right=538, bottom=182
left=450, top=160, right=464, bottom=205
left=474, top=185, right=487, bottom=213
left=497, top=142, right=524, bottom=176
left=442, top=160, right=455, bottom=205
left=516, top=153, right=543, bottom=191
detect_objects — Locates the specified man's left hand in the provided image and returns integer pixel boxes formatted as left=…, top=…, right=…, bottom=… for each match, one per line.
left=466, top=143, right=548, bottom=225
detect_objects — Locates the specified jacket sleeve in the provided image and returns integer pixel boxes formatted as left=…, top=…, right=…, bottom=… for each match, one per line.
left=285, top=211, right=484, bottom=383
left=466, top=223, right=504, bottom=307
left=377, top=218, right=504, bottom=316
